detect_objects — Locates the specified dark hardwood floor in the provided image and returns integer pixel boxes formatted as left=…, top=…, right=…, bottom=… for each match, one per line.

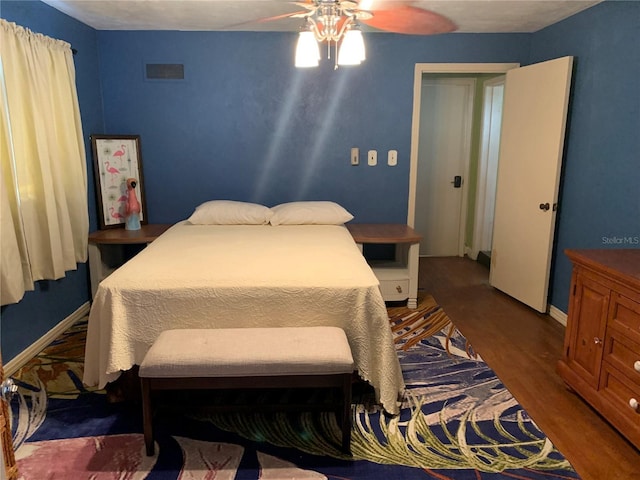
left=418, top=256, right=639, bottom=480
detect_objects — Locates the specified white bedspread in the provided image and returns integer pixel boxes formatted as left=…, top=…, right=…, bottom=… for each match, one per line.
left=83, top=222, right=405, bottom=413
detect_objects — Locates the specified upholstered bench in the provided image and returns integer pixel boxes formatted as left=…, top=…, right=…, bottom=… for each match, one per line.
left=139, top=326, right=355, bottom=456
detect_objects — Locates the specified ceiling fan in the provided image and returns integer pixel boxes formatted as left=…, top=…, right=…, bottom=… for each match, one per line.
left=235, top=0, right=457, bottom=68
left=289, top=0, right=456, bottom=35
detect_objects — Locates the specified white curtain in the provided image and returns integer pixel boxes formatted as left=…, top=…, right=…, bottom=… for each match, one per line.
left=0, top=19, right=89, bottom=305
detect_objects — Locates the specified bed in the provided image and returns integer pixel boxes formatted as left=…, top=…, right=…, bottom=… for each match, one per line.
left=83, top=201, right=405, bottom=414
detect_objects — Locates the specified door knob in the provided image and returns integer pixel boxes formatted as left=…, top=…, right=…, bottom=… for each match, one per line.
left=539, top=202, right=550, bottom=211
left=1, top=378, right=17, bottom=399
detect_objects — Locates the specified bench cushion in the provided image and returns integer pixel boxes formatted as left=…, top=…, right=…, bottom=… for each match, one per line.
left=139, top=326, right=354, bottom=378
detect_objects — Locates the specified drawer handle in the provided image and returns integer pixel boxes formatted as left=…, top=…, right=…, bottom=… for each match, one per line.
left=593, top=337, right=603, bottom=345
left=635, top=360, right=640, bottom=373
left=630, top=398, right=639, bottom=412
left=396, top=285, right=403, bottom=293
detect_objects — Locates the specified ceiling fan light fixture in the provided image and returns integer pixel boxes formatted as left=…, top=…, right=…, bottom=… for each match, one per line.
left=295, top=30, right=320, bottom=68
left=338, top=29, right=365, bottom=66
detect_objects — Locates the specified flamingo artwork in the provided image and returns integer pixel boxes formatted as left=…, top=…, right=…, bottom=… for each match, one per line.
left=112, top=144, right=126, bottom=162
left=104, top=161, right=120, bottom=185
left=109, top=206, right=124, bottom=221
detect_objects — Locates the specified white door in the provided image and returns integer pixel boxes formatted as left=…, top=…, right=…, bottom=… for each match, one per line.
left=489, top=56, right=574, bottom=313
left=415, top=77, right=474, bottom=256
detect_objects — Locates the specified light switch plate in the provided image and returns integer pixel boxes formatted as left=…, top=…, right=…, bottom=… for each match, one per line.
left=368, top=150, right=377, bottom=166
left=351, top=147, right=359, bottom=166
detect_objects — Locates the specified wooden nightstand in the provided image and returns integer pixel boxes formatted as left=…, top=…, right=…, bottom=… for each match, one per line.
left=88, top=224, right=172, bottom=299
left=347, top=224, right=422, bottom=309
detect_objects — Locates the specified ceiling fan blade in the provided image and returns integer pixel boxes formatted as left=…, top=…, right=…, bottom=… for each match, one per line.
left=357, top=0, right=412, bottom=10
left=292, top=1, right=317, bottom=10
left=362, top=5, right=456, bottom=35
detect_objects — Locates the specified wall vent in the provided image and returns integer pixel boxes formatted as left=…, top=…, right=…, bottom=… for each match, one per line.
left=145, top=63, right=185, bottom=80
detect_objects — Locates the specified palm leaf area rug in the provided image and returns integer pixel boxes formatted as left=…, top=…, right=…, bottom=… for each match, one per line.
left=9, top=295, right=580, bottom=479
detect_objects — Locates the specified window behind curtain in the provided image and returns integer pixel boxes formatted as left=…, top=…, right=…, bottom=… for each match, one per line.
left=0, top=19, right=89, bottom=305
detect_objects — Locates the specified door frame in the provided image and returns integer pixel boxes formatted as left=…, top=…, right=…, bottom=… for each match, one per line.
left=407, top=64, right=520, bottom=237
left=470, top=75, right=505, bottom=260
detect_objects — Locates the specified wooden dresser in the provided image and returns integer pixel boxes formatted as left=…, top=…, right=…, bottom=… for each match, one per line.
left=557, top=249, right=640, bottom=449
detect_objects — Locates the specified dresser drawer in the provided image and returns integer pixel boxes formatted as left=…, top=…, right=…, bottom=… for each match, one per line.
left=599, top=363, right=640, bottom=427
left=609, top=293, right=640, bottom=345
left=604, top=329, right=640, bottom=383
left=371, top=265, right=410, bottom=301
left=379, top=279, right=410, bottom=301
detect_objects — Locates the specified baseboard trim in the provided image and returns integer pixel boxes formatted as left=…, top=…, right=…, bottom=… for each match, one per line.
left=549, top=305, right=567, bottom=327
left=465, top=246, right=476, bottom=260
left=4, top=301, right=90, bottom=377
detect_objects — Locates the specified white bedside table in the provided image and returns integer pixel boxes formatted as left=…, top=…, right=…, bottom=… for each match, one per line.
left=347, top=224, right=422, bottom=309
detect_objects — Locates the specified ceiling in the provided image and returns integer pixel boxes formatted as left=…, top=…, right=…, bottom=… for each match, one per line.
left=40, top=0, right=603, bottom=33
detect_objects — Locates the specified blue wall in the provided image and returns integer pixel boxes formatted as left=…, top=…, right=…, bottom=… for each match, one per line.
left=1, top=0, right=637, bottom=363
left=0, top=0, right=103, bottom=362
left=532, top=1, right=640, bottom=311
left=96, top=30, right=530, bottom=223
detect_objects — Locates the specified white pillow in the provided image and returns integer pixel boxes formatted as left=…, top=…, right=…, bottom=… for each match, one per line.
left=188, top=200, right=273, bottom=225
left=269, top=201, right=354, bottom=226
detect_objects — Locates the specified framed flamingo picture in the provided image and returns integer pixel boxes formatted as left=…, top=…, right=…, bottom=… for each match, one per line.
left=91, top=134, right=148, bottom=229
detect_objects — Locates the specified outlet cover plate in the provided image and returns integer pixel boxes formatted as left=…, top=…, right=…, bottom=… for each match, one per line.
left=368, top=150, right=377, bottom=166
left=388, top=150, right=398, bottom=166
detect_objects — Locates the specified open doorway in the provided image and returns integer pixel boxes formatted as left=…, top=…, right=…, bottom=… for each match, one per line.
left=408, top=59, right=574, bottom=313
left=407, top=65, right=517, bottom=260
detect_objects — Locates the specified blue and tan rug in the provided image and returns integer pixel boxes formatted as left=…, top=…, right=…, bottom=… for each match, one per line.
left=9, top=295, right=579, bottom=479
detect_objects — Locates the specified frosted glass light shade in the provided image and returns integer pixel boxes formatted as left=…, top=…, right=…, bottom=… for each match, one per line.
left=338, top=30, right=365, bottom=66
left=295, top=31, right=320, bottom=68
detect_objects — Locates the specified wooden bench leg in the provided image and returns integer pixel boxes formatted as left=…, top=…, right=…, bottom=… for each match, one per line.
left=141, top=378, right=154, bottom=456
left=340, top=373, right=352, bottom=454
